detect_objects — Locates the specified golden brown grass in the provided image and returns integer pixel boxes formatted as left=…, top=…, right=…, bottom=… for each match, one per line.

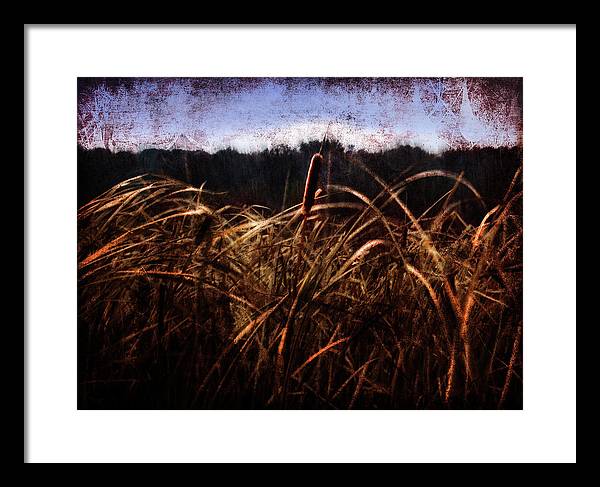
left=78, top=157, right=522, bottom=409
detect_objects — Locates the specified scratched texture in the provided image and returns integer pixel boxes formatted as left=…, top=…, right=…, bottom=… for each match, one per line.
left=77, top=77, right=522, bottom=154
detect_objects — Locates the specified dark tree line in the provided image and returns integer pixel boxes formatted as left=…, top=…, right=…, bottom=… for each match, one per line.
left=78, top=141, right=522, bottom=223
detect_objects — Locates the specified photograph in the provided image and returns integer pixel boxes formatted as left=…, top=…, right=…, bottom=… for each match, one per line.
left=25, top=25, right=576, bottom=463
left=77, top=76, right=523, bottom=410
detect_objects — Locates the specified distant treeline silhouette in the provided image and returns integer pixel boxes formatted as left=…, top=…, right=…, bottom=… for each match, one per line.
left=78, top=141, right=522, bottom=223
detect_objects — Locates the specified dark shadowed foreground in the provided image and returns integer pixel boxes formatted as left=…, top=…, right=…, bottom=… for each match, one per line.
left=78, top=147, right=522, bottom=409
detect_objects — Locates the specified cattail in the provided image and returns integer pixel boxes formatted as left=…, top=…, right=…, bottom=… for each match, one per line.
left=301, top=153, right=323, bottom=217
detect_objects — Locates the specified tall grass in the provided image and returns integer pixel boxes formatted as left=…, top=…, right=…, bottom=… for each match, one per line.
left=78, top=155, right=522, bottom=409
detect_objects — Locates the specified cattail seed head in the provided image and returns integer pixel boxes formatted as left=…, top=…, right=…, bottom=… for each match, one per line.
left=301, top=153, right=323, bottom=217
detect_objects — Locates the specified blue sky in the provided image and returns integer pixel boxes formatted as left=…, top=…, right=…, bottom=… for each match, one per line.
left=78, top=77, right=522, bottom=154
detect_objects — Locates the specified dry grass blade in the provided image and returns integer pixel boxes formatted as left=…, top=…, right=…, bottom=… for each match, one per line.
left=472, top=205, right=500, bottom=250
left=499, top=325, right=522, bottom=408
left=405, top=263, right=448, bottom=333
left=292, top=336, right=351, bottom=379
